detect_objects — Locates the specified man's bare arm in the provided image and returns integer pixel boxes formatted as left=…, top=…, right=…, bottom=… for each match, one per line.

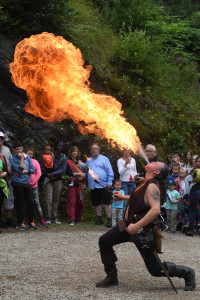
left=113, top=191, right=130, bottom=201
left=151, top=187, right=160, bottom=202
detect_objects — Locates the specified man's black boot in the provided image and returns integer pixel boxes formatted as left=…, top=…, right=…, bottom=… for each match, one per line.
left=105, top=218, right=112, bottom=228
left=96, top=251, right=119, bottom=288
left=95, top=216, right=103, bottom=225
left=166, top=262, right=196, bottom=291
left=96, top=271, right=118, bottom=288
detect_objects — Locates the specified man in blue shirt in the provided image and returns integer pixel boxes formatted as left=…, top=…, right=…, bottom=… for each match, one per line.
left=85, top=143, right=114, bottom=227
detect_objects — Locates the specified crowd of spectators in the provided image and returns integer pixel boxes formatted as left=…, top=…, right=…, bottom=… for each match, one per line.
left=0, top=130, right=200, bottom=237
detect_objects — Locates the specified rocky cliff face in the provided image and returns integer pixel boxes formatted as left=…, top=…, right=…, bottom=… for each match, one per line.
left=0, top=34, right=120, bottom=174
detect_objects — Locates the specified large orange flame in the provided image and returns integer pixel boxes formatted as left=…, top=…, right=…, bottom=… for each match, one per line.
left=88, top=167, right=99, bottom=182
left=10, top=32, right=141, bottom=152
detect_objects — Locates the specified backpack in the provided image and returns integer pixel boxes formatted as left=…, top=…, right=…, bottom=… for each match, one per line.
left=190, top=168, right=200, bottom=183
left=0, top=154, right=6, bottom=169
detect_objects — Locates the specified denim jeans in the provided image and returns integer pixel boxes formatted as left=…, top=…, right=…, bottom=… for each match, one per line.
left=31, top=187, right=44, bottom=220
left=189, top=190, right=200, bottom=232
left=112, top=207, right=123, bottom=227
left=121, top=181, right=136, bottom=217
left=166, top=209, right=177, bottom=231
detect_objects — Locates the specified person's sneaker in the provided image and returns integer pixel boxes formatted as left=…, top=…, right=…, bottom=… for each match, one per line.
left=52, top=219, right=61, bottom=224
left=29, top=221, right=37, bottom=230
left=0, top=222, right=8, bottom=229
left=5, top=219, right=16, bottom=228
left=185, top=231, right=194, bottom=237
left=70, top=221, right=75, bottom=226
left=40, top=219, right=48, bottom=228
left=182, top=222, right=190, bottom=233
left=46, top=220, right=51, bottom=224
left=16, top=222, right=29, bottom=230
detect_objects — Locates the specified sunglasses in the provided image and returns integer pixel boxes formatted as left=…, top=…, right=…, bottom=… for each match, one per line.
left=0, top=137, right=4, bottom=140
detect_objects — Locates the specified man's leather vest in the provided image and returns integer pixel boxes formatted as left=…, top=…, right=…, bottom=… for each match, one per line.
left=126, top=179, right=156, bottom=226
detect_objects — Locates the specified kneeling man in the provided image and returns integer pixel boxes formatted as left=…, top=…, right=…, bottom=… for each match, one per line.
left=96, top=161, right=195, bottom=292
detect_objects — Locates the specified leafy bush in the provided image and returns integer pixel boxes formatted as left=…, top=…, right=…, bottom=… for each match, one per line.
left=0, top=0, right=72, bottom=36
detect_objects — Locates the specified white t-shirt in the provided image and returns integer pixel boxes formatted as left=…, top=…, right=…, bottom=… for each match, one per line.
left=117, top=157, right=137, bottom=182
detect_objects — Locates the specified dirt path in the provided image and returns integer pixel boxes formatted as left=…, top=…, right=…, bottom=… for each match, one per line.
left=0, top=224, right=199, bottom=300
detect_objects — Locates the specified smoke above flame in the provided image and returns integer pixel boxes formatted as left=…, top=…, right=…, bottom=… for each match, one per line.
left=10, top=32, right=141, bottom=152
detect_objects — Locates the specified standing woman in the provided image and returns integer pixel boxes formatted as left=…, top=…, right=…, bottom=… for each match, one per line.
left=183, top=150, right=194, bottom=172
left=0, top=154, right=9, bottom=230
left=185, top=156, right=200, bottom=236
left=26, top=148, right=48, bottom=228
left=117, top=150, right=137, bottom=215
left=66, top=146, right=86, bottom=225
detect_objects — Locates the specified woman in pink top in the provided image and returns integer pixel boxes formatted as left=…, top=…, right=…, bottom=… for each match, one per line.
left=26, top=149, right=48, bottom=228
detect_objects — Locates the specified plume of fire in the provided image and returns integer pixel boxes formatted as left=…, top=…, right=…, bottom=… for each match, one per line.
left=88, top=166, right=99, bottom=182
left=84, top=154, right=91, bottom=161
left=10, top=32, right=141, bottom=153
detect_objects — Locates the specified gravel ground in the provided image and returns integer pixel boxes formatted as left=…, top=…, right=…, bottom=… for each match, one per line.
left=0, top=224, right=199, bottom=300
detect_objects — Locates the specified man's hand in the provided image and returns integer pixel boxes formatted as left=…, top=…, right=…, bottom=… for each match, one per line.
left=107, top=184, right=112, bottom=189
left=48, top=173, right=54, bottom=177
left=138, top=177, right=145, bottom=183
left=8, top=166, right=12, bottom=175
left=15, top=172, right=21, bottom=177
left=126, top=223, right=140, bottom=235
left=113, top=190, right=124, bottom=200
left=126, top=157, right=131, bottom=164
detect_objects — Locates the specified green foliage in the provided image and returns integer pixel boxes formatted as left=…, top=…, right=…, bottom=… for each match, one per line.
left=0, top=0, right=72, bottom=36
left=69, top=0, right=200, bottom=156
left=93, top=0, right=200, bottom=62
left=93, top=0, right=164, bottom=32
left=160, top=0, right=200, bottom=17
left=1, top=0, right=200, bottom=159
left=54, top=121, right=64, bottom=131
left=110, top=29, right=164, bottom=85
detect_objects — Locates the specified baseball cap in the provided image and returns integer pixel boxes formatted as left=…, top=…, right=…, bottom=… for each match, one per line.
left=168, top=178, right=176, bottom=185
left=0, top=132, right=5, bottom=138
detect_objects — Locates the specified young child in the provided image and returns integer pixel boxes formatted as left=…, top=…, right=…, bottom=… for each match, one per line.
left=26, top=149, right=48, bottom=228
left=40, top=145, right=54, bottom=186
left=168, top=162, right=180, bottom=192
left=42, top=145, right=54, bottom=174
left=177, top=168, right=188, bottom=227
left=112, top=179, right=125, bottom=228
left=166, top=179, right=180, bottom=233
